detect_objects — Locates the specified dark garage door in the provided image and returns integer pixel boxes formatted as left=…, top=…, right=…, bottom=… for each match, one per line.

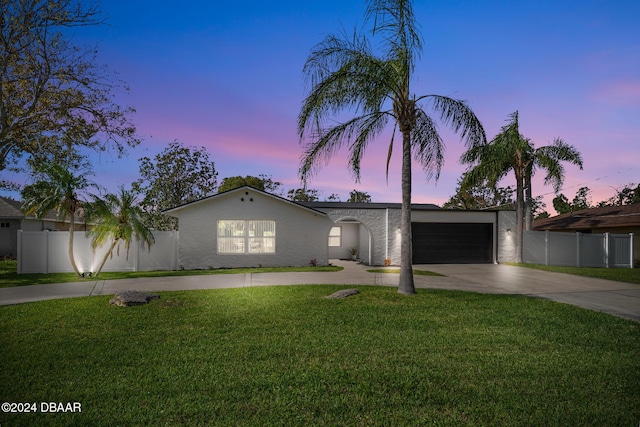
left=412, top=222, right=493, bottom=264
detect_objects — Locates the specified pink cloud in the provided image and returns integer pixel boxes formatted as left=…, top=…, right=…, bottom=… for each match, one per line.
left=591, top=80, right=640, bottom=106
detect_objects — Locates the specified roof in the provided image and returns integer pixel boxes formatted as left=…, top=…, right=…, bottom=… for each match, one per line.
left=0, top=196, right=86, bottom=223
left=300, top=201, right=442, bottom=210
left=532, top=204, right=640, bottom=231
left=0, top=196, right=23, bottom=219
left=163, top=186, right=328, bottom=216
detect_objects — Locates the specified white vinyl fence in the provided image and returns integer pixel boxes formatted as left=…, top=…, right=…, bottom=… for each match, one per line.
left=523, top=230, right=635, bottom=268
left=17, top=230, right=178, bottom=274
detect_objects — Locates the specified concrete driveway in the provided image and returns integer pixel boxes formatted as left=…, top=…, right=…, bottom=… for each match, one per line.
left=0, top=261, right=638, bottom=322
left=412, top=263, right=640, bottom=322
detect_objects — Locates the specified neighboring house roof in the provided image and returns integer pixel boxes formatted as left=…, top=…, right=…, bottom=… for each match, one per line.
left=0, top=196, right=86, bottom=223
left=163, top=186, right=329, bottom=216
left=532, top=204, right=640, bottom=231
left=0, top=196, right=24, bottom=219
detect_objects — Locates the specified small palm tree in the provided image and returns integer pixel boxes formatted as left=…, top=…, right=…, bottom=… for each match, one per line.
left=88, top=186, right=154, bottom=277
left=298, top=0, right=486, bottom=294
left=461, top=111, right=583, bottom=262
left=22, top=163, right=96, bottom=276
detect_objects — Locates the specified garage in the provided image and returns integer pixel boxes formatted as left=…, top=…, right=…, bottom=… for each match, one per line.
left=412, top=222, right=493, bottom=264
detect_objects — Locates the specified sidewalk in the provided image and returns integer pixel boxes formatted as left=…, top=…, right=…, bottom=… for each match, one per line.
left=1, top=260, right=639, bottom=322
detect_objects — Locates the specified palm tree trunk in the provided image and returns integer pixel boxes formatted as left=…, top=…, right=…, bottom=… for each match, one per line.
left=398, top=130, right=415, bottom=294
left=68, top=215, right=82, bottom=276
left=94, top=239, right=119, bottom=277
left=515, top=170, right=524, bottom=263
left=525, top=174, right=533, bottom=231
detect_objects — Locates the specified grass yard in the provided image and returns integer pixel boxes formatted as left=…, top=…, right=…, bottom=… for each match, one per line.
left=0, top=259, right=342, bottom=288
left=510, top=262, right=640, bottom=284
left=1, top=285, right=638, bottom=426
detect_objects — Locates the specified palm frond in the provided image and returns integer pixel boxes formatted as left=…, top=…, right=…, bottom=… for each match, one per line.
left=299, top=111, right=390, bottom=182
left=21, top=162, right=95, bottom=221
left=421, top=95, right=487, bottom=148
left=411, top=109, right=444, bottom=180
left=535, top=138, right=584, bottom=192
left=299, top=35, right=400, bottom=140
left=366, top=0, right=423, bottom=69
left=88, top=186, right=154, bottom=254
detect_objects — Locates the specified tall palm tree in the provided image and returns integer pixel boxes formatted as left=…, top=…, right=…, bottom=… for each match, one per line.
left=461, top=111, right=583, bottom=262
left=88, top=186, right=154, bottom=277
left=298, top=0, right=486, bottom=294
left=22, top=163, right=96, bottom=276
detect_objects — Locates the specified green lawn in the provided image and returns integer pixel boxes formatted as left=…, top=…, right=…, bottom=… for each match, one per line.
left=1, top=286, right=638, bottom=426
left=0, top=259, right=342, bottom=288
left=510, top=262, right=640, bottom=284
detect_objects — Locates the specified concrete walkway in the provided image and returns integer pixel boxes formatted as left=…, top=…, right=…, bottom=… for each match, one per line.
left=1, top=260, right=638, bottom=322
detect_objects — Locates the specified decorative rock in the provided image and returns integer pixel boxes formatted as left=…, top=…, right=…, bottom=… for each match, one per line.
left=325, top=289, right=360, bottom=299
left=109, top=290, right=160, bottom=307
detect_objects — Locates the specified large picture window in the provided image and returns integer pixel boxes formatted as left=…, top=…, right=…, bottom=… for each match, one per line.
left=218, top=220, right=275, bottom=254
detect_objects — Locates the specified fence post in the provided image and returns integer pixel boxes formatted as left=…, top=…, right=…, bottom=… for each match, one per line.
left=576, top=232, right=581, bottom=268
left=132, top=236, right=139, bottom=272
left=604, top=232, right=610, bottom=268
left=174, top=230, right=179, bottom=271
left=630, top=233, right=635, bottom=269
left=17, top=229, right=22, bottom=274
left=544, top=230, right=550, bottom=265
left=44, top=229, right=50, bottom=274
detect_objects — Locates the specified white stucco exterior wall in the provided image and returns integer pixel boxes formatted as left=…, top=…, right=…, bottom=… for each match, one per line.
left=167, top=188, right=334, bottom=269
left=328, top=222, right=359, bottom=259
left=314, top=208, right=386, bottom=265
left=314, top=205, right=517, bottom=265
left=497, top=210, right=517, bottom=263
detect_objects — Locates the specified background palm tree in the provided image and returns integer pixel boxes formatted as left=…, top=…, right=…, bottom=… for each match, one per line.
left=22, top=163, right=96, bottom=276
left=461, top=111, right=583, bottom=262
left=298, top=0, right=486, bottom=294
left=88, top=186, right=154, bottom=277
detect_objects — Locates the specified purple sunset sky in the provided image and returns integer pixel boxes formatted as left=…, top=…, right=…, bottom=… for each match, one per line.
left=3, top=0, right=639, bottom=213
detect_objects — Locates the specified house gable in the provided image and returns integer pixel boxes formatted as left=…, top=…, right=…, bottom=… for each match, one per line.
left=164, top=186, right=326, bottom=218
left=164, top=186, right=333, bottom=269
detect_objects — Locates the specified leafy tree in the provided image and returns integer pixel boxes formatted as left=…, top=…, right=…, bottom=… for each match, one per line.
left=298, top=0, right=486, bottom=294
left=571, top=186, right=592, bottom=211
left=134, top=141, right=217, bottom=230
left=348, top=190, right=372, bottom=203
left=599, top=183, right=640, bottom=206
left=88, top=186, right=154, bottom=277
left=21, top=162, right=97, bottom=276
left=218, top=175, right=283, bottom=194
left=536, top=210, right=550, bottom=220
left=461, top=111, right=582, bottom=262
left=288, top=188, right=320, bottom=202
left=552, top=193, right=572, bottom=214
left=326, top=193, right=341, bottom=202
left=219, top=176, right=266, bottom=192
left=531, top=196, right=549, bottom=219
left=443, top=179, right=514, bottom=210
left=0, top=0, right=139, bottom=170
left=553, top=187, right=592, bottom=214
